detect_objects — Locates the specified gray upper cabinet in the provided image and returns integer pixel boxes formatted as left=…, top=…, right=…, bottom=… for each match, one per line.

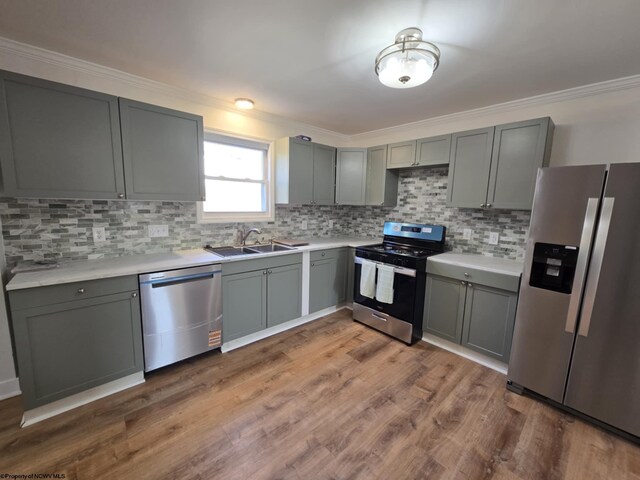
left=416, top=134, right=452, bottom=167
left=8, top=276, right=143, bottom=409
left=275, top=137, right=336, bottom=205
left=336, top=148, right=367, bottom=205
left=487, top=118, right=554, bottom=210
left=386, top=140, right=417, bottom=168
left=366, top=145, right=398, bottom=206
left=119, top=99, right=205, bottom=201
left=447, top=127, right=495, bottom=208
left=447, top=118, right=553, bottom=210
left=0, top=70, right=126, bottom=199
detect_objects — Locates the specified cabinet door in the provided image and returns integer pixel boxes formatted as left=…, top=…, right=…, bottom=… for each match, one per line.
left=423, top=275, right=466, bottom=343
left=366, top=145, right=398, bottom=206
left=461, top=283, right=517, bottom=362
left=416, top=134, right=452, bottom=167
left=0, top=70, right=126, bottom=199
left=266, top=264, right=302, bottom=328
left=335, top=248, right=348, bottom=304
left=119, top=99, right=204, bottom=201
left=222, top=270, right=267, bottom=342
left=336, top=148, right=367, bottom=205
left=313, top=143, right=336, bottom=205
left=487, top=118, right=552, bottom=210
left=346, top=248, right=356, bottom=304
left=447, top=127, right=495, bottom=208
left=11, top=291, right=143, bottom=409
left=288, top=139, right=314, bottom=204
left=386, top=140, right=417, bottom=168
left=309, top=257, right=338, bottom=314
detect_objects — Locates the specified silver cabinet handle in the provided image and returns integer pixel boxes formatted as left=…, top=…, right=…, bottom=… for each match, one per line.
left=464, top=272, right=469, bottom=277
left=480, top=203, right=486, bottom=208
left=311, top=263, right=315, bottom=267
left=461, top=281, right=466, bottom=286
left=267, top=269, right=272, bottom=274
left=578, top=197, right=615, bottom=337
left=117, top=193, right=124, bottom=199
left=201, top=195, right=206, bottom=201
left=468, top=283, right=473, bottom=288
left=486, top=203, right=492, bottom=208
left=380, top=202, right=384, bottom=206
left=565, top=198, right=599, bottom=333
left=263, top=270, right=268, bottom=275
left=321, top=252, right=325, bottom=256
left=77, top=288, right=85, bottom=294
left=131, top=292, right=138, bottom=298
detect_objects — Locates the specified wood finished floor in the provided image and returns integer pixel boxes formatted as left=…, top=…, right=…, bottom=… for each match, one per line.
left=1, top=309, right=639, bottom=480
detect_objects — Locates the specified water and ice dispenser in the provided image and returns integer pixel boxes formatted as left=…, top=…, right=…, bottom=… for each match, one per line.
left=529, top=243, right=579, bottom=294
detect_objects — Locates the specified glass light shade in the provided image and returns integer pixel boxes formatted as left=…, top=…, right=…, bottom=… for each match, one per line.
left=375, top=28, right=440, bottom=89
left=234, top=98, right=255, bottom=109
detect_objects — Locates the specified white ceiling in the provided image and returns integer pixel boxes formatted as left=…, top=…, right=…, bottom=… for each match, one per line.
left=1, top=0, right=640, bottom=134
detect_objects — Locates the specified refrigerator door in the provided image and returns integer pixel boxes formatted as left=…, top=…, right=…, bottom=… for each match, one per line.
left=508, top=164, right=607, bottom=402
left=564, top=163, right=640, bottom=437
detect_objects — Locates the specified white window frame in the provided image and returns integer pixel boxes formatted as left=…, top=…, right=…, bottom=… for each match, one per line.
left=197, top=132, right=275, bottom=224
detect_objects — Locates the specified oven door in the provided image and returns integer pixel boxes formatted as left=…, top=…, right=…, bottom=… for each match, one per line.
left=353, top=256, right=416, bottom=321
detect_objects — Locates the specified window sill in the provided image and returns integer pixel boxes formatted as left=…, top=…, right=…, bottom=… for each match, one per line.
left=197, top=207, right=274, bottom=224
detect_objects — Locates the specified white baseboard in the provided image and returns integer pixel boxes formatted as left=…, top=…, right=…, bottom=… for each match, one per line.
left=221, top=304, right=347, bottom=353
left=21, top=372, right=145, bottom=428
left=0, top=377, right=21, bottom=401
left=422, top=333, right=508, bottom=375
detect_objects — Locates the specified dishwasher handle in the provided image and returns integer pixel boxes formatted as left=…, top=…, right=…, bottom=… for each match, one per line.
left=141, top=270, right=220, bottom=288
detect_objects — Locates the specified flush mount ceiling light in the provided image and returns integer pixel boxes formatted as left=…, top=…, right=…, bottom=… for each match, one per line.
left=375, top=27, right=440, bottom=89
left=234, top=98, right=255, bottom=110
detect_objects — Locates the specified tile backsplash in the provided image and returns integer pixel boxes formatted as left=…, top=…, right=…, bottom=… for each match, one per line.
left=0, top=166, right=530, bottom=268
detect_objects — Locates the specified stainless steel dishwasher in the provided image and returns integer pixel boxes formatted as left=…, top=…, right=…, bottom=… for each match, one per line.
left=139, top=264, right=222, bottom=372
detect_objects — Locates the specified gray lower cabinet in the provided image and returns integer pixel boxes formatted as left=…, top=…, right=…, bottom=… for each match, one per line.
left=275, top=137, right=336, bottom=205
left=0, top=70, right=126, bottom=199
left=222, top=254, right=303, bottom=342
left=309, top=248, right=347, bottom=313
left=447, top=118, right=553, bottom=210
left=423, top=261, right=520, bottom=362
left=119, top=99, right=205, bottom=201
left=336, top=148, right=367, bottom=205
left=346, top=247, right=356, bottom=304
left=386, top=140, right=417, bottom=168
left=366, top=145, right=398, bottom=206
left=8, top=276, right=143, bottom=409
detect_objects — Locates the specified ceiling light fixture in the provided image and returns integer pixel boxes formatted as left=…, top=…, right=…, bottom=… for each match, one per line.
left=375, top=27, right=440, bottom=89
left=234, top=98, right=255, bottom=110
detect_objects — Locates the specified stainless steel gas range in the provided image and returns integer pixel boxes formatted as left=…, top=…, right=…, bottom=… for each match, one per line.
left=353, top=221, right=446, bottom=344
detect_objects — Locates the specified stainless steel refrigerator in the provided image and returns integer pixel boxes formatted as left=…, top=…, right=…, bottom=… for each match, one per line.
left=508, top=162, right=640, bottom=439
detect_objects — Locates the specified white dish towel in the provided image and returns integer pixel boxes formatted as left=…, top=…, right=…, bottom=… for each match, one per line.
left=375, top=264, right=395, bottom=304
left=359, top=260, right=376, bottom=299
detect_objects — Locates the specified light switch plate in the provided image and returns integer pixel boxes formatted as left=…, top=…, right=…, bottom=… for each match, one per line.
left=488, top=232, right=500, bottom=245
left=301, top=220, right=308, bottom=230
left=149, top=225, right=169, bottom=238
left=463, top=228, right=473, bottom=240
left=328, top=220, right=334, bottom=230
left=92, top=227, right=106, bottom=243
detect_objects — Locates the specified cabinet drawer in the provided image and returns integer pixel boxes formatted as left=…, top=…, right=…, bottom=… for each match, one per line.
left=222, top=253, right=303, bottom=276
left=426, top=262, right=520, bottom=292
left=310, top=248, right=345, bottom=262
left=9, top=275, right=139, bottom=310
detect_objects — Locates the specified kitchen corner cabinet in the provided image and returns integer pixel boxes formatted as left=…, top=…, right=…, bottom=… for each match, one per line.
left=222, top=254, right=302, bottom=342
left=275, top=137, right=336, bottom=205
left=309, top=248, right=347, bottom=314
left=336, top=148, right=367, bottom=205
left=8, top=276, right=143, bottom=409
left=423, top=262, right=520, bottom=362
left=0, top=70, right=126, bottom=199
left=366, top=145, right=398, bottom=206
left=119, top=99, right=205, bottom=201
left=447, top=118, right=553, bottom=210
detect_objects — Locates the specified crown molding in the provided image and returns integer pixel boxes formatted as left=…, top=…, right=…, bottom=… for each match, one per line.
left=0, top=36, right=349, bottom=141
left=350, top=73, right=640, bottom=141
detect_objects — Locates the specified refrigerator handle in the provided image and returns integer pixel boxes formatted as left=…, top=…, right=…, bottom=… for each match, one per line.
left=577, top=197, right=615, bottom=337
left=565, top=198, right=600, bottom=334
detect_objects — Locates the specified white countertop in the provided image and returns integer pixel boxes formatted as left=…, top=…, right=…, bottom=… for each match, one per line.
left=6, top=237, right=379, bottom=291
left=428, top=252, right=523, bottom=277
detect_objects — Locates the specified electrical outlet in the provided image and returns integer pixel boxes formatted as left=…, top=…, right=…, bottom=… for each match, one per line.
left=488, top=232, right=500, bottom=245
left=92, top=227, right=106, bottom=243
left=301, top=220, right=308, bottom=230
left=328, top=220, right=334, bottom=230
left=463, top=228, right=473, bottom=240
left=148, top=225, right=169, bottom=238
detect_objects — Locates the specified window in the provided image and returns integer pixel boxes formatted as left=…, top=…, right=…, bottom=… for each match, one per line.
left=198, top=133, right=273, bottom=223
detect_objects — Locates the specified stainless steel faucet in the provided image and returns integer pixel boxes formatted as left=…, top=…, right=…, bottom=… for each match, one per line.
left=240, top=227, right=262, bottom=246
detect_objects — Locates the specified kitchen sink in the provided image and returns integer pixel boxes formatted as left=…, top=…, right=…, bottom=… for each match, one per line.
left=245, top=244, right=295, bottom=253
left=204, top=243, right=296, bottom=257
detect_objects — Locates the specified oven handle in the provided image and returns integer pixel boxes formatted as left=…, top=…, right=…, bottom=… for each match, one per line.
left=354, top=257, right=416, bottom=277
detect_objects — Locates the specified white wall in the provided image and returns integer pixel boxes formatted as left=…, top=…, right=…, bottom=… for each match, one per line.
left=348, top=81, right=640, bottom=167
